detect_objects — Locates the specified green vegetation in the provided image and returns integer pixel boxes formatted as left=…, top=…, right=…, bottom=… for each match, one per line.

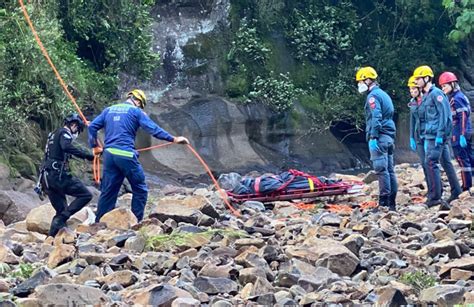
left=399, top=270, right=437, bottom=293
left=221, top=0, right=465, bottom=129
left=0, top=1, right=158, bottom=173
left=443, top=0, right=474, bottom=42
left=145, top=228, right=248, bottom=251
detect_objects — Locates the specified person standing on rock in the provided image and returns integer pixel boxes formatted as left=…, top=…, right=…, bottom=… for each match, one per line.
left=439, top=71, right=474, bottom=193
left=88, top=89, right=190, bottom=223
left=42, top=114, right=94, bottom=237
left=412, top=65, right=461, bottom=208
left=408, top=76, right=432, bottom=193
left=355, top=67, right=398, bottom=211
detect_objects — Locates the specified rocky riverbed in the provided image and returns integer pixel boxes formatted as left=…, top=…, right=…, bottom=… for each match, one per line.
left=0, top=163, right=472, bottom=306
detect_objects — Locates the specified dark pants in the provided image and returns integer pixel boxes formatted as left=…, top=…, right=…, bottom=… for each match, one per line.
left=369, top=134, right=398, bottom=201
left=416, top=139, right=431, bottom=193
left=95, top=150, right=148, bottom=223
left=452, top=134, right=474, bottom=190
left=44, top=170, right=92, bottom=236
left=425, top=140, right=461, bottom=201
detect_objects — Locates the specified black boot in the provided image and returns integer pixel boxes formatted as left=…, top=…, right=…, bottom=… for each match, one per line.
left=446, top=190, right=461, bottom=204
left=388, top=193, right=397, bottom=211
left=378, top=195, right=389, bottom=209
left=48, top=214, right=67, bottom=237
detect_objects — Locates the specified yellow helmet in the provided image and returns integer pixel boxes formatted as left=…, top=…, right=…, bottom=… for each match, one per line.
left=355, top=67, right=378, bottom=81
left=412, top=65, right=434, bottom=78
left=127, top=89, right=147, bottom=108
left=407, top=76, right=418, bottom=87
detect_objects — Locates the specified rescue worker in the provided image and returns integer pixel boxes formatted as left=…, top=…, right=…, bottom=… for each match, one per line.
left=43, top=114, right=94, bottom=237
left=439, top=71, right=474, bottom=192
left=412, top=65, right=462, bottom=208
left=356, top=66, right=397, bottom=210
left=88, top=89, right=189, bottom=223
left=408, top=76, right=431, bottom=192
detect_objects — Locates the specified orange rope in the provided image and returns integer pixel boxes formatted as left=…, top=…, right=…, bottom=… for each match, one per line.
left=19, top=0, right=87, bottom=124
left=185, top=144, right=241, bottom=217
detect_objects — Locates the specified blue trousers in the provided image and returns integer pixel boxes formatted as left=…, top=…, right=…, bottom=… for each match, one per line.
left=425, top=140, right=461, bottom=201
left=95, top=150, right=148, bottom=222
left=369, top=134, right=398, bottom=198
left=452, top=134, right=474, bottom=190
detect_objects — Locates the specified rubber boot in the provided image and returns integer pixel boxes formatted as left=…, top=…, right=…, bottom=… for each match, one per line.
left=48, top=214, right=67, bottom=237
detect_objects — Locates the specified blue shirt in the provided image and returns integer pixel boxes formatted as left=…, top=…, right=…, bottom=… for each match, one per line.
left=88, top=101, right=174, bottom=152
left=364, top=85, right=396, bottom=141
left=449, top=90, right=472, bottom=145
left=419, top=85, right=452, bottom=140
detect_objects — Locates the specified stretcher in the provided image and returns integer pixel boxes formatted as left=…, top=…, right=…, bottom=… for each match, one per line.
left=226, top=170, right=364, bottom=204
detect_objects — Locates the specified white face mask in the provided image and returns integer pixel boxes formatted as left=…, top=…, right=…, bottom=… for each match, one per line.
left=358, top=83, right=369, bottom=94
left=72, top=132, right=78, bottom=140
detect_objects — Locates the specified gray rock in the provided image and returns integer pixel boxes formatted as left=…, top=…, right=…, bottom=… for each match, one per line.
left=35, top=283, right=110, bottom=305
left=193, top=276, right=238, bottom=294
left=448, top=219, right=472, bottom=231
left=376, top=288, right=407, bottom=307
left=420, top=285, right=465, bottom=306
left=242, top=201, right=266, bottom=212
left=312, top=212, right=342, bottom=226
left=11, top=267, right=55, bottom=297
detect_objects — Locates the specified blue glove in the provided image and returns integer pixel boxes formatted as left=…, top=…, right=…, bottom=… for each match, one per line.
left=410, top=138, right=417, bottom=151
left=368, top=139, right=380, bottom=151
left=424, top=139, right=428, bottom=153
left=460, top=135, right=467, bottom=148
left=435, top=137, right=443, bottom=146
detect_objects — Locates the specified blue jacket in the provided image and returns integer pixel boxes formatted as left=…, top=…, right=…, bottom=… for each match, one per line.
left=364, top=85, right=396, bottom=141
left=449, top=90, right=472, bottom=146
left=408, top=96, right=423, bottom=142
left=88, top=101, right=174, bottom=153
left=419, top=85, right=452, bottom=140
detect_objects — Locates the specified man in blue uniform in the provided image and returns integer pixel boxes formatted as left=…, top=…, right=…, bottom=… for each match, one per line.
left=439, top=71, right=474, bottom=193
left=89, top=89, right=189, bottom=222
left=356, top=67, right=397, bottom=210
left=412, top=66, right=461, bottom=208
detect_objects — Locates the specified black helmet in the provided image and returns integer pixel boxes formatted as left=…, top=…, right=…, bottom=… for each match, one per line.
left=64, top=114, right=85, bottom=133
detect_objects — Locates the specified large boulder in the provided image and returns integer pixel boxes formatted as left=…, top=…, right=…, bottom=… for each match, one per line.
left=26, top=204, right=55, bottom=234
left=99, top=208, right=138, bottom=230
left=150, top=196, right=215, bottom=225
left=420, top=285, right=465, bottom=306
left=0, top=190, right=42, bottom=225
left=286, top=238, right=359, bottom=276
left=126, top=284, right=193, bottom=305
left=34, top=283, right=110, bottom=305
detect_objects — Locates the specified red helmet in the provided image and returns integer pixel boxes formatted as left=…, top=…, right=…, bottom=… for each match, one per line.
left=438, top=72, right=458, bottom=85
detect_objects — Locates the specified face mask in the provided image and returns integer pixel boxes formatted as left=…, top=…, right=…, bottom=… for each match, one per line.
left=358, top=83, right=368, bottom=94
left=72, top=132, right=78, bottom=140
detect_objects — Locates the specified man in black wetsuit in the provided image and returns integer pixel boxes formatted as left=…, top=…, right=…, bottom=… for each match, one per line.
left=41, top=114, right=94, bottom=236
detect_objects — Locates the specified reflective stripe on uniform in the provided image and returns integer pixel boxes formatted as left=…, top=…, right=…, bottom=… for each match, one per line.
left=106, top=148, right=134, bottom=158
left=308, top=178, right=314, bottom=192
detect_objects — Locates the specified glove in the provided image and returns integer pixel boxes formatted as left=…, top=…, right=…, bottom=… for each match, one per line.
left=173, top=136, right=190, bottom=145
left=410, top=138, right=417, bottom=151
left=435, top=137, right=443, bottom=146
left=460, top=135, right=467, bottom=148
left=368, top=139, right=379, bottom=151
left=93, top=147, right=103, bottom=156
